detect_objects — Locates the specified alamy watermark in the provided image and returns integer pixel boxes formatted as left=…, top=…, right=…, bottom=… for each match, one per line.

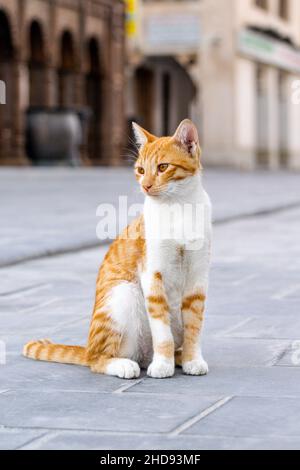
left=96, top=196, right=207, bottom=251
left=291, top=80, right=300, bottom=105
left=0, top=80, right=6, bottom=105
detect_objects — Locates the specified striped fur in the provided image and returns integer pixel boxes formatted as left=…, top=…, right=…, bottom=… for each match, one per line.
left=23, top=120, right=212, bottom=379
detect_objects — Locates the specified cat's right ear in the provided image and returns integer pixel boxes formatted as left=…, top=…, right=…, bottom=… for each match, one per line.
left=132, top=122, right=156, bottom=148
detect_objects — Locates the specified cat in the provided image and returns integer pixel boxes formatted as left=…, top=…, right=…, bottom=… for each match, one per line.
left=23, top=119, right=212, bottom=379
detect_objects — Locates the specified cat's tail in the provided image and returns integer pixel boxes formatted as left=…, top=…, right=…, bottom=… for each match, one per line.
left=23, top=339, right=89, bottom=366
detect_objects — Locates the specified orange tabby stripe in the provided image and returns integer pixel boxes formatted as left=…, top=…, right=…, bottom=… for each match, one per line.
left=157, top=341, right=174, bottom=359
left=181, top=291, right=206, bottom=363
left=23, top=340, right=88, bottom=365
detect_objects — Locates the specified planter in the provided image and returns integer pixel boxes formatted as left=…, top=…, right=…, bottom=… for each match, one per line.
left=26, top=107, right=91, bottom=166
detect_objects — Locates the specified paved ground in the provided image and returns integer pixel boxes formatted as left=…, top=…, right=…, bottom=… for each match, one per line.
left=0, top=169, right=300, bottom=450
left=1, top=168, right=300, bottom=266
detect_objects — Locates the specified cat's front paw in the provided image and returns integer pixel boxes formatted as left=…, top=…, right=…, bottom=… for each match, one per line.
left=147, top=359, right=175, bottom=379
left=104, top=358, right=141, bottom=379
left=183, top=358, right=209, bottom=376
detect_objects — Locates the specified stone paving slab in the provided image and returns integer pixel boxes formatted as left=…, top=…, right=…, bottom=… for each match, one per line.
left=28, top=434, right=300, bottom=450
left=127, top=367, right=300, bottom=399
left=0, top=390, right=220, bottom=433
left=3, top=356, right=130, bottom=393
left=17, top=431, right=300, bottom=451
left=202, top=337, right=289, bottom=368
left=1, top=174, right=300, bottom=449
left=219, top=314, right=300, bottom=340
left=0, top=428, right=46, bottom=451
left=184, top=396, right=300, bottom=438
left=207, top=297, right=300, bottom=318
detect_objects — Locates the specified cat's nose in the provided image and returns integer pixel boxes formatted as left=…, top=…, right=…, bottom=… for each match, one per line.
left=143, top=184, right=153, bottom=192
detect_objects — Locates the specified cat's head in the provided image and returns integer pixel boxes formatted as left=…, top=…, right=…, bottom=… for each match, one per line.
left=133, top=120, right=202, bottom=198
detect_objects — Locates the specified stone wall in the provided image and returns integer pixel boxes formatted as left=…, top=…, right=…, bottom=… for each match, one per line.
left=0, top=0, right=125, bottom=166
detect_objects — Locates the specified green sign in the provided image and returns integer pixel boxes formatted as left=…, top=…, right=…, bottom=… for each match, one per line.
left=238, top=29, right=300, bottom=74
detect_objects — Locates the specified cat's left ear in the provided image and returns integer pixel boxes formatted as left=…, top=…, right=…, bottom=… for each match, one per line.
left=173, top=119, right=200, bottom=158
left=132, top=122, right=157, bottom=148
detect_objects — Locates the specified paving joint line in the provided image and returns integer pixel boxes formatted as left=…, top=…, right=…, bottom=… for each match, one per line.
left=0, top=283, right=52, bottom=299
left=16, top=431, right=53, bottom=451
left=113, top=379, right=144, bottom=394
left=0, top=424, right=171, bottom=437
left=216, top=317, right=252, bottom=337
left=269, top=342, right=292, bottom=367
left=213, top=200, right=300, bottom=225
left=169, top=396, right=234, bottom=437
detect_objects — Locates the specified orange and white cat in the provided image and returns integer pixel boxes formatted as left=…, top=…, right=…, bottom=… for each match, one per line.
left=23, top=120, right=212, bottom=379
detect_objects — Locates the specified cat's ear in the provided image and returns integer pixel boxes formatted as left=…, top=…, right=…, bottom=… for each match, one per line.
left=173, top=119, right=200, bottom=158
left=132, top=122, right=156, bottom=148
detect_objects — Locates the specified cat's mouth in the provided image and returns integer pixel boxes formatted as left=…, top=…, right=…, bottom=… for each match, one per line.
left=142, top=187, right=162, bottom=197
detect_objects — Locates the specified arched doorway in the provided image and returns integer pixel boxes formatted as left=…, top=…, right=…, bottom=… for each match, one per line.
left=28, top=20, right=47, bottom=107
left=85, top=37, right=102, bottom=162
left=133, top=58, right=196, bottom=136
left=58, top=30, right=77, bottom=106
left=0, top=9, right=14, bottom=160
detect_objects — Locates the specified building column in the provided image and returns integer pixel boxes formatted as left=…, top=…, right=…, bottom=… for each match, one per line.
left=287, top=75, right=300, bottom=170
left=0, top=75, right=9, bottom=163
left=125, top=66, right=136, bottom=120
left=153, top=64, right=163, bottom=136
left=109, top=3, right=125, bottom=166
left=44, top=65, right=57, bottom=107
left=98, top=76, right=113, bottom=165
left=169, top=64, right=179, bottom=135
left=75, top=71, right=90, bottom=165
left=74, top=71, right=85, bottom=108
left=266, top=67, right=280, bottom=169
left=11, top=59, right=29, bottom=165
left=234, top=58, right=256, bottom=170
left=111, top=74, right=124, bottom=166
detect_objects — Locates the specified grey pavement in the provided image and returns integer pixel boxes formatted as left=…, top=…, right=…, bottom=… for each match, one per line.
left=1, top=167, right=300, bottom=266
left=0, top=169, right=300, bottom=450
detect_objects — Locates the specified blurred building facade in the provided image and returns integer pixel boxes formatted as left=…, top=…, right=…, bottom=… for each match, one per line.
left=0, top=0, right=125, bottom=166
left=126, top=0, right=300, bottom=170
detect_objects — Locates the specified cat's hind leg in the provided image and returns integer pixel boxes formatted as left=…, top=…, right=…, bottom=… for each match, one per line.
left=87, top=282, right=145, bottom=379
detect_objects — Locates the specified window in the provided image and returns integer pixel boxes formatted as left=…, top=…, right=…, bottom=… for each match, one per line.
left=279, top=0, right=289, bottom=20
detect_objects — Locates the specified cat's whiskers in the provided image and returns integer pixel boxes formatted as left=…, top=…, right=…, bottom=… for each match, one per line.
left=127, top=135, right=141, bottom=154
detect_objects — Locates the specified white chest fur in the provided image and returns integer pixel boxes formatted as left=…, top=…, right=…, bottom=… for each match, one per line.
left=143, top=174, right=212, bottom=252
left=141, top=174, right=212, bottom=342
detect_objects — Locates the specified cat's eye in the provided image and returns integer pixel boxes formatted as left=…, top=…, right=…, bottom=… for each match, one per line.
left=137, top=167, right=145, bottom=175
left=158, top=164, right=169, bottom=173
